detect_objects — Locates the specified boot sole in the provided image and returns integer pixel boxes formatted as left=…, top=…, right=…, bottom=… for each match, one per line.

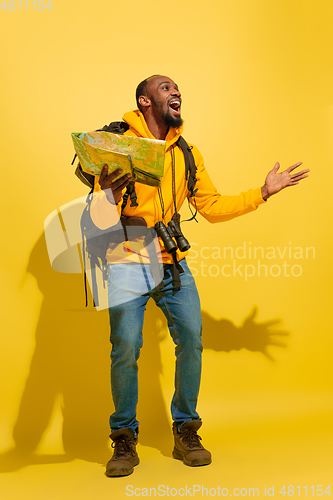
left=105, top=456, right=140, bottom=477
left=172, top=447, right=212, bottom=467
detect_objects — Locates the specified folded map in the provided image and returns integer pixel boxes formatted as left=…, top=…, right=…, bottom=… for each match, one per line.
left=71, top=131, right=166, bottom=187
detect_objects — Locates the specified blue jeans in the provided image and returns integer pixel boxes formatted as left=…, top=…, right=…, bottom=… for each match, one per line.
left=107, top=259, right=202, bottom=435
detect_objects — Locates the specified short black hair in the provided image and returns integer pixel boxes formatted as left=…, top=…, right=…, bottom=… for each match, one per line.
left=136, top=75, right=160, bottom=111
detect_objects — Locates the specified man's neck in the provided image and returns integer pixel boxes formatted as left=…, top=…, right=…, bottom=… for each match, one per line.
left=144, top=113, right=169, bottom=140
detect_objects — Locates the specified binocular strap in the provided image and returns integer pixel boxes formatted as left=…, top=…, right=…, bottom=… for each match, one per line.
left=143, top=230, right=164, bottom=291
left=171, top=253, right=184, bottom=291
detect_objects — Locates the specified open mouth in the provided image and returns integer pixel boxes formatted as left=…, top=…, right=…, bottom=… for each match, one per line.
left=168, top=99, right=181, bottom=115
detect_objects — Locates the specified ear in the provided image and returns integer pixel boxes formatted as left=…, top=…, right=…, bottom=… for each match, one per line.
left=138, top=95, right=151, bottom=110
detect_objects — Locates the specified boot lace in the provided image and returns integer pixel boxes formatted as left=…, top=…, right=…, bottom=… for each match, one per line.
left=181, top=429, right=203, bottom=449
left=111, top=437, right=134, bottom=459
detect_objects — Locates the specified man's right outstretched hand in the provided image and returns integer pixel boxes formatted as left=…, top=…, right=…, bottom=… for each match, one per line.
left=99, top=165, right=132, bottom=204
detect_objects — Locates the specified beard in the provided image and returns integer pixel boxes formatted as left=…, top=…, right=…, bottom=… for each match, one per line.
left=162, top=110, right=184, bottom=128
left=151, top=96, right=184, bottom=128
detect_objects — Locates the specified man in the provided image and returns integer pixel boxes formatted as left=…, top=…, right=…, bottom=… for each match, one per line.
left=90, top=75, right=309, bottom=477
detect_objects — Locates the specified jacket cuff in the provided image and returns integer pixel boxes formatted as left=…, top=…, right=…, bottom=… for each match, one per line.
left=254, top=186, right=268, bottom=205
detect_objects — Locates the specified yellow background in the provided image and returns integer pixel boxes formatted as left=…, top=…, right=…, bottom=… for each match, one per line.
left=0, top=0, right=332, bottom=498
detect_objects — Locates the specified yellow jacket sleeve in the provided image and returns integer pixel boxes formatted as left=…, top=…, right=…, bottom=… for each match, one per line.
left=190, top=145, right=267, bottom=223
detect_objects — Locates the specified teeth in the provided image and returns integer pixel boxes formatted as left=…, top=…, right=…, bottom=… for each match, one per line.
left=169, top=99, right=180, bottom=111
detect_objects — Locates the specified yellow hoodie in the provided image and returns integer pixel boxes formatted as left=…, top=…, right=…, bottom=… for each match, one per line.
left=91, top=110, right=266, bottom=265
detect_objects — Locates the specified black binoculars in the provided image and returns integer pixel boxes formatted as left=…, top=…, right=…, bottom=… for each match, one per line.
left=154, top=219, right=190, bottom=254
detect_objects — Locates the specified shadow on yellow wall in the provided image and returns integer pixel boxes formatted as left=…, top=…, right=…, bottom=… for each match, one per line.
left=0, top=232, right=289, bottom=473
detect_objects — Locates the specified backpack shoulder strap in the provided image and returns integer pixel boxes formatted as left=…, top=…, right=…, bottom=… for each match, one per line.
left=120, top=181, right=138, bottom=212
left=176, top=136, right=197, bottom=197
left=176, top=136, right=199, bottom=222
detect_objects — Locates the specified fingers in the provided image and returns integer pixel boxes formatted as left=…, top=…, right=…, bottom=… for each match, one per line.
left=290, top=169, right=310, bottom=179
left=265, top=328, right=290, bottom=337
left=291, top=174, right=309, bottom=182
left=287, top=170, right=309, bottom=186
left=269, top=339, right=288, bottom=348
left=111, top=173, right=132, bottom=191
left=263, top=349, right=276, bottom=362
left=246, top=305, right=258, bottom=321
left=99, top=166, right=131, bottom=191
left=101, top=167, right=131, bottom=204
left=259, top=318, right=282, bottom=327
left=99, top=164, right=108, bottom=182
left=286, top=161, right=303, bottom=173
left=103, top=165, right=124, bottom=183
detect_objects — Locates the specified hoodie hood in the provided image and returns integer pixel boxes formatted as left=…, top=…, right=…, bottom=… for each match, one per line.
left=122, top=109, right=183, bottom=149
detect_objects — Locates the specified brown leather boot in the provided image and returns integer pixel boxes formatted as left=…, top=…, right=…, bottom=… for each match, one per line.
left=172, top=420, right=212, bottom=466
left=106, top=428, right=139, bottom=477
